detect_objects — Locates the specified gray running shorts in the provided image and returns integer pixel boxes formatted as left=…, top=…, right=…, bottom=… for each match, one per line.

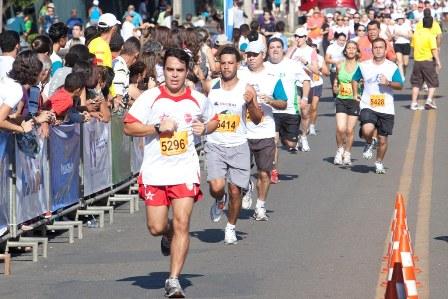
left=205, top=142, right=251, bottom=189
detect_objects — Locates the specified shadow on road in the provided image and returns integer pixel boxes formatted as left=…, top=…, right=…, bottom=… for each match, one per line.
left=190, top=229, right=248, bottom=243
left=350, top=164, right=373, bottom=174
left=117, top=272, right=203, bottom=290
left=434, top=236, right=448, bottom=243
left=278, top=174, right=298, bottom=181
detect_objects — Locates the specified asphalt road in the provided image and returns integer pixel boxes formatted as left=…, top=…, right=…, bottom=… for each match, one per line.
left=1, top=37, right=447, bottom=299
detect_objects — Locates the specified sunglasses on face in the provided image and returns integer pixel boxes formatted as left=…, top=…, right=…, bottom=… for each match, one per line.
left=337, top=18, right=343, bottom=21
left=294, top=35, right=307, bottom=39
left=358, top=29, right=365, bottom=32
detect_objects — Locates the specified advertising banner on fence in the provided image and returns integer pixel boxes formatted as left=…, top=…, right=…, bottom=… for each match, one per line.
left=49, top=124, right=80, bottom=211
left=111, top=115, right=131, bottom=184
left=15, top=132, right=49, bottom=224
left=131, top=137, right=145, bottom=175
left=0, top=132, right=11, bottom=232
left=82, top=119, right=112, bottom=196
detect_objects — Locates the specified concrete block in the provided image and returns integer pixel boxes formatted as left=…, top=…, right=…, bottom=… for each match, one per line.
left=53, top=221, right=83, bottom=239
left=5, top=241, right=39, bottom=262
left=19, top=237, right=48, bottom=258
left=75, top=210, right=105, bottom=228
left=46, top=224, right=75, bottom=244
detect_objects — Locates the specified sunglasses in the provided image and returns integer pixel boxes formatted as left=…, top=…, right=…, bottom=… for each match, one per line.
left=358, top=29, right=366, bottom=32
left=295, top=35, right=307, bottom=38
left=337, top=18, right=343, bottom=21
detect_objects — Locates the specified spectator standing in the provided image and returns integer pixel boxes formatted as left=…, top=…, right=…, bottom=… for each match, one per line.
left=48, top=22, right=68, bottom=76
left=139, top=0, right=150, bottom=22
left=65, top=24, right=85, bottom=48
left=43, top=3, right=58, bottom=33
left=121, top=13, right=136, bottom=41
left=232, top=0, right=246, bottom=29
left=126, top=5, right=143, bottom=28
left=66, top=9, right=83, bottom=38
left=88, top=13, right=120, bottom=68
left=410, top=16, right=442, bottom=110
left=88, top=0, right=102, bottom=26
left=0, top=31, right=20, bottom=78
left=6, top=11, right=26, bottom=35
left=415, top=8, right=442, bottom=48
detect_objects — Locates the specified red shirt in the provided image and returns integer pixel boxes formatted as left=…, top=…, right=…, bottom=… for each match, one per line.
left=49, top=88, right=73, bottom=116
left=357, top=36, right=396, bottom=62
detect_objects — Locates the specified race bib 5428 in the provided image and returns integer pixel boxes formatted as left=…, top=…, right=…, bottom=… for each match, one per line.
left=216, top=114, right=240, bottom=133
left=370, top=94, right=385, bottom=108
left=160, top=131, right=188, bottom=156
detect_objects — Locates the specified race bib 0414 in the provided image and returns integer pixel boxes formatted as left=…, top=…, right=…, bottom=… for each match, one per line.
left=216, top=114, right=240, bottom=133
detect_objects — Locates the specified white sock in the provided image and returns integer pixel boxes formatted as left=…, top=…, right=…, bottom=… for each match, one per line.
left=426, top=98, right=432, bottom=103
left=226, top=223, right=235, bottom=230
left=256, top=199, right=265, bottom=208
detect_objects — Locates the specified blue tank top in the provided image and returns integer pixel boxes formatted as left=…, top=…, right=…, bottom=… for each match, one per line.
left=90, top=7, right=101, bottom=22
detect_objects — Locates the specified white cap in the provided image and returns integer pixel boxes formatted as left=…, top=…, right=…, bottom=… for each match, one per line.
left=93, top=0, right=99, bottom=5
left=47, top=3, right=55, bottom=8
left=326, top=13, right=334, bottom=18
left=347, top=8, right=356, bottom=15
left=98, top=13, right=121, bottom=28
left=394, top=13, right=405, bottom=20
left=294, top=27, right=308, bottom=37
left=215, top=34, right=231, bottom=46
left=245, top=40, right=266, bottom=54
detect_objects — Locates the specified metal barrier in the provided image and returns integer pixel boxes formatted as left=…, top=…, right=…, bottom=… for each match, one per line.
left=0, top=114, right=142, bottom=243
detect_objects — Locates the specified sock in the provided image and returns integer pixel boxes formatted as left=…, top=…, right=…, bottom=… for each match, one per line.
left=426, top=98, right=432, bottom=103
left=256, top=199, right=265, bottom=209
left=226, top=223, right=235, bottom=230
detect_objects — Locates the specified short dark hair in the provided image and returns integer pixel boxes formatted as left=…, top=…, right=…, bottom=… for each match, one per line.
left=240, top=24, right=250, bottom=34
left=163, top=48, right=190, bottom=68
left=72, top=23, right=83, bottom=30
left=247, top=30, right=259, bottom=42
left=367, top=20, right=381, bottom=29
left=218, top=46, right=241, bottom=62
left=275, top=21, right=285, bottom=33
left=371, top=37, right=387, bottom=47
left=64, top=72, right=85, bottom=92
left=335, top=32, right=347, bottom=39
left=267, top=37, right=284, bottom=48
left=8, top=50, right=43, bottom=85
left=422, top=16, right=433, bottom=28
left=250, top=20, right=259, bottom=31
left=0, top=30, right=20, bottom=52
left=68, top=44, right=90, bottom=62
left=31, top=35, right=53, bottom=54
left=110, top=31, right=124, bottom=52
left=84, top=26, right=99, bottom=46
left=129, top=61, right=146, bottom=83
left=48, top=22, right=68, bottom=43
left=121, top=37, right=141, bottom=56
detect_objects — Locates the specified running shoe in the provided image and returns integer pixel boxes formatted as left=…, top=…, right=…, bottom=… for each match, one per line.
left=375, top=161, right=386, bottom=174
left=270, top=169, right=279, bottom=184
left=224, top=226, right=238, bottom=245
left=161, top=235, right=171, bottom=256
left=309, top=124, right=317, bottom=136
left=410, top=103, right=424, bottom=111
left=342, top=151, right=352, bottom=166
left=334, top=147, right=344, bottom=165
left=300, top=136, right=310, bottom=152
left=253, top=207, right=269, bottom=221
left=288, top=147, right=298, bottom=154
left=165, top=277, right=185, bottom=298
left=362, top=143, right=374, bottom=160
left=425, top=100, right=437, bottom=110
left=242, top=180, right=254, bottom=210
left=210, top=194, right=227, bottom=223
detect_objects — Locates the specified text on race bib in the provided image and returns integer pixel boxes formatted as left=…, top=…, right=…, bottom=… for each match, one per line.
left=370, top=94, right=385, bottom=108
left=216, top=114, right=240, bottom=133
left=339, top=82, right=353, bottom=97
left=160, top=131, right=188, bottom=156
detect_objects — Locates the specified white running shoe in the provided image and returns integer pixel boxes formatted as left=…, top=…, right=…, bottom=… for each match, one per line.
left=241, top=180, right=254, bottom=210
left=309, top=124, right=317, bottom=136
left=253, top=207, right=269, bottom=221
left=334, top=147, right=344, bottom=165
left=375, top=161, right=386, bottom=174
left=362, top=143, right=374, bottom=160
left=164, top=277, right=185, bottom=298
left=210, top=194, right=227, bottom=223
left=224, top=227, right=238, bottom=245
left=342, top=151, right=352, bottom=166
left=410, top=103, right=424, bottom=111
left=300, top=136, right=310, bottom=152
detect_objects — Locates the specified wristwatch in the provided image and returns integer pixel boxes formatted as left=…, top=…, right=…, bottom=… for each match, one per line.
left=154, top=124, right=161, bottom=134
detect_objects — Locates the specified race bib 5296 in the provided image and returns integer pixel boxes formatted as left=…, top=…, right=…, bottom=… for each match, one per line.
left=160, top=131, right=188, bottom=156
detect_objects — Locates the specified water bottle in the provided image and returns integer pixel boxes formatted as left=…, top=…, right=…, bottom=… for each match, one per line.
left=87, top=216, right=98, bottom=228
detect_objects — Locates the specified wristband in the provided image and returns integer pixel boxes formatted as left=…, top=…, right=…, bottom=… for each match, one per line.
left=154, top=123, right=161, bottom=135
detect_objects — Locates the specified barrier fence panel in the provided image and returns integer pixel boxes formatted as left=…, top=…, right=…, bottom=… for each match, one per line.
left=15, top=132, right=49, bottom=224
left=82, top=119, right=113, bottom=196
left=111, top=115, right=131, bottom=184
left=49, top=124, right=81, bottom=211
left=131, top=137, right=145, bottom=175
left=0, top=132, right=11, bottom=232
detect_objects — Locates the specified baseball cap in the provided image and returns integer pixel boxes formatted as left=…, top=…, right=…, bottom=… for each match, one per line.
left=93, top=0, right=99, bottom=5
left=294, top=27, right=308, bottom=37
left=326, top=13, right=334, bottom=18
left=215, top=34, right=231, bottom=46
left=245, top=40, right=266, bottom=54
left=98, top=13, right=121, bottom=28
left=47, top=3, right=55, bottom=8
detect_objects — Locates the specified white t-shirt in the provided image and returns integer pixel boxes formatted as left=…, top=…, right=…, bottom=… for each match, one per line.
left=353, top=59, right=403, bottom=115
left=265, top=58, right=310, bottom=115
left=311, top=55, right=324, bottom=87
left=392, top=23, right=412, bottom=44
left=0, top=56, right=14, bottom=78
left=238, top=67, right=287, bottom=139
left=288, top=45, right=317, bottom=87
left=0, top=76, right=23, bottom=109
left=121, top=21, right=135, bottom=41
left=326, top=42, right=345, bottom=71
left=206, top=79, right=248, bottom=147
left=125, top=86, right=215, bottom=186
left=112, top=56, right=130, bottom=96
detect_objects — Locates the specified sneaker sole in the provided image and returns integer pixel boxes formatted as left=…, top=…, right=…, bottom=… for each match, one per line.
left=254, top=216, right=269, bottom=221
left=165, top=292, right=186, bottom=298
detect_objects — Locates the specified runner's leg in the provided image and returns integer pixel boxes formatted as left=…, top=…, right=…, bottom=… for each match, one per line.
left=376, top=135, right=388, bottom=161
left=227, top=182, right=242, bottom=225
left=345, top=115, right=358, bottom=153
left=335, top=112, right=348, bottom=148
left=146, top=205, right=169, bottom=236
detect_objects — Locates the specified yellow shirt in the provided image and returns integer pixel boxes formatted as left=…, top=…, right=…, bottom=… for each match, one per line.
left=415, top=21, right=442, bottom=37
left=411, top=28, right=437, bottom=61
left=88, top=37, right=115, bottom=96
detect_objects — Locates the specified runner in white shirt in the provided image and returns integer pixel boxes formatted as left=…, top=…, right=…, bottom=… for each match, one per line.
left=391, top=14, right=413, bottom=78
left=238, top=40, right=288, bottom=220
left=288, top=27, right=319, bottom=151
left=206, top=46, right=262, bottom=245
left=325, top=32, right=347, bottom=97
left=123, top=48, right=219, bottom=298
left=352, top=38, right=404, bottom=174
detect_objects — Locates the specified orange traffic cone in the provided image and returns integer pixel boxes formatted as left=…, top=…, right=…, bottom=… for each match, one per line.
left=399, top=232, right=419, bottom=299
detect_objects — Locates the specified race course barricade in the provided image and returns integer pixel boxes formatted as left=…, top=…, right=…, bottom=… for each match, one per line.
left=15, top=131, right=49, bottom=224
left=111, top=115, right=132, bottom=184
left=49, top=124, right=81, bottom=211
left=82, top=119, right=112, bottom=196
left=0, top=132, right=12, bottom=234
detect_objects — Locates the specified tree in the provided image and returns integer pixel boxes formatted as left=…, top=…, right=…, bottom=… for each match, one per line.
left=1, top=0, right=38, bottom=32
